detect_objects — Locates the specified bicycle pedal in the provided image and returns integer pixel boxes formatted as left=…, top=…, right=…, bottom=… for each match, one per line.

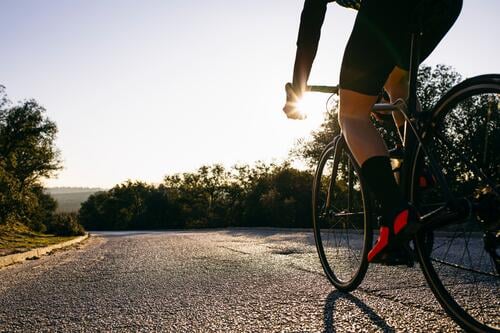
left=370, top=243, right=415, bottom=267
left=371, top=254, right=414, bottom=267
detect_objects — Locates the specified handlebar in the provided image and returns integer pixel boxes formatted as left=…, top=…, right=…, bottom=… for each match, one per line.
left=307, top=85, right=339, bottom=94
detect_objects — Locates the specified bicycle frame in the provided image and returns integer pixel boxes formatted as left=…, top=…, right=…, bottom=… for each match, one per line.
left=308, top=28, right=471, bottom=233
left=307, top=7, right=500, bottom=330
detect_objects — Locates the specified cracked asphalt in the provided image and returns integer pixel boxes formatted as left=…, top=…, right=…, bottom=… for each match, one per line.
left=0, top=229, right=492, bottom=332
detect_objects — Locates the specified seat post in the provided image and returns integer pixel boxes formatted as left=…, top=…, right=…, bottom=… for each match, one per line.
left=408, top=29, right=422, bottom=118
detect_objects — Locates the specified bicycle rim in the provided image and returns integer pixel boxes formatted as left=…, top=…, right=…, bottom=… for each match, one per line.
left=412, top=76, right=500, bottom=332
left=312, top=136, right=372, bottom=291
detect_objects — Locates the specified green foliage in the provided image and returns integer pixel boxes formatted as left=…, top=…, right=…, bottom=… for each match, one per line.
left=79, top=163, right=315, bottom=230
left=0, top=100, right=61, bottom=187
left=0, top=160, right=23, bottom=225
left=78, top=181, right=182, bottom=230
left=0, top=85, right=9, bottom=110
left=165, top=164, right=231, bottom=227
left=24, top=186, right=58, bottom=233
left=0, top=85, right=84, bottom=237
left=241, top=164, right=313, bottom=228
left=417, top=64, right=463, bottom=113
left=46, top=212, right=86, bottom=236
left=0, top=88, right=62, bottom=225
left=0, top=221, right=79, bottom=255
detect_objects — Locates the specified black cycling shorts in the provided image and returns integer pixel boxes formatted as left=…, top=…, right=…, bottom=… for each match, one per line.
left=339, top=0, right=463, bottom=95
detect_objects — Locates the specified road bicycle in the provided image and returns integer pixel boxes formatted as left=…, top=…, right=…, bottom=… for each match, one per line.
left=306, top=20, right=500, bottom=333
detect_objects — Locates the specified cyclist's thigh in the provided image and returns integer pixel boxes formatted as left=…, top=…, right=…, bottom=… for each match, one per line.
left=339, top=0, right=413, bottom=96
left=417, top=0, right=462, bottom=65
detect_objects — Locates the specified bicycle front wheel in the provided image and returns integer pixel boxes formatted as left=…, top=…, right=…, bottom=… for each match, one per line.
left=412, top=74, right=500, bottom=332
left=312, top=135, right=372, bottom=291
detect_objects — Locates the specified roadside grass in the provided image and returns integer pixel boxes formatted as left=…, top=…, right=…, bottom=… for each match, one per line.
left=0, top=222, right=76, bottom=256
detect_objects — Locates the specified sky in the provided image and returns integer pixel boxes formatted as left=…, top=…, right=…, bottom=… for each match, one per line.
left=1, top=0, right=499, bottom=188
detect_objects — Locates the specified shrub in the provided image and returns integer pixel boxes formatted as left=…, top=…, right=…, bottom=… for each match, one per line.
left=47, top=212, right=85, bottom=236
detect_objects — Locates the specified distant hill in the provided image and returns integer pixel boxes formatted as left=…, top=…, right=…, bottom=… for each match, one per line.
left=45, top=187, right=105, bottom=212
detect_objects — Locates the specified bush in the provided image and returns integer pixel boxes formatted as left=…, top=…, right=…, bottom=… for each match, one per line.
left=78, top=181, right=183, bottom=230
left=241, top=166, right=313, bottom=228
left=47, top=212, right=86, bottom=236
left=0, top=86, right=62, bottom=232
left=78, top=163, right=317, bottom=230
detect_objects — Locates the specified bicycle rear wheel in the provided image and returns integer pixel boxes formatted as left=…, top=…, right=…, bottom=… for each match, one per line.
left=312, top=135, right=372, bottom=291
left=411, top=75, right=500, bottom=332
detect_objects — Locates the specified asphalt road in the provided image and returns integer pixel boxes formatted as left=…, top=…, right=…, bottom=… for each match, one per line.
left=0, top=229, right=493, bottom=332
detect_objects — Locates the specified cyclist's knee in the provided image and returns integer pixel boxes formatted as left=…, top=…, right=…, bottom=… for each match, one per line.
left=385, top=67, right=409, bottom=101
left=338, top=89, right=378, bottom=129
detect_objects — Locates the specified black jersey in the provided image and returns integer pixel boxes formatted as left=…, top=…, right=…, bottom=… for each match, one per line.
left=296, top=0, right=359, bottom=48
left=294, top=0, right=462, bottom=95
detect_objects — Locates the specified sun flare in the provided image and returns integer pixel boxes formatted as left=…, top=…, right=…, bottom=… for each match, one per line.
left=295, top=93, right=318, bottom=118
left=295, top=93, right=331, bottom=129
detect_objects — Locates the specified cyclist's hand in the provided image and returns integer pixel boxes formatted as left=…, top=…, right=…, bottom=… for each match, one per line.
left=283, top=83, right=306, bottom=120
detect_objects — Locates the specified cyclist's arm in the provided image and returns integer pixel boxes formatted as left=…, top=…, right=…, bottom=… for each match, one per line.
left=292, top=0, right=331, bottom=95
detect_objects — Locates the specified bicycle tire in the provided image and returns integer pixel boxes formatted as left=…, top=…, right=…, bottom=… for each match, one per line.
left=312, top=135, right=373, bottom=291
left=411, top=74, right=500, bottom=332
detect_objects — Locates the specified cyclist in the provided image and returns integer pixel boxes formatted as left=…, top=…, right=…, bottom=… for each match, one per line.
left=284, top=0, right=462, bottom=264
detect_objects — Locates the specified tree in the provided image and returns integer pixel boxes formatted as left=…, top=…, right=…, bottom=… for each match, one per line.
left=239, top=162, right=313, bottom=228
left=417, top=64, right=462, bottom=113
left=0, top=86, right=61, bottom=227
left=0, top=85, right=10, bottom=110
left=164, top=164, right=234, bottom=228
left=0, top=100, right=61, bottom=187
left=78, top=181, right=183, bottom=230
left=80, top=161, right=318, bottom=230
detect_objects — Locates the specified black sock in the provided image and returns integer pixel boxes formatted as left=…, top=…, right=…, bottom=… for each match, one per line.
left=360, top=156, right=407, bottom=222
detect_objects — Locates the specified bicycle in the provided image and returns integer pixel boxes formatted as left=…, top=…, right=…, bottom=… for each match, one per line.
left=305, top=21, right=500, bottom=333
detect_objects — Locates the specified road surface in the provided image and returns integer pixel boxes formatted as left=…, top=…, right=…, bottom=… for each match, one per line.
left=0, top=229, right=487, bottom=332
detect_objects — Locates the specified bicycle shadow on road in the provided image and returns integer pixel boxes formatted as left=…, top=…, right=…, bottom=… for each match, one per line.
left=323, top=290, right=395, bottom=333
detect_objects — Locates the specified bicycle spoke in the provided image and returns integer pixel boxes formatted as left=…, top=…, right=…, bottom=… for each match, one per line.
left=430, top=258, right=498, bottom=278
left=435, top=132, right=499, bottom=195
left=413, top=86, right=500, bottom=331
left=437, top=230, right=460, bottom=276
left=313, top=138, right=371, bottom=290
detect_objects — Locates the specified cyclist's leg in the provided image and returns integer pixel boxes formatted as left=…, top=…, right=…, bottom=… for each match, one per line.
left=338, top=0, right=419, bottom=262
left=419, top=0, right=463, bottom=64
left=340, top=0, right=462, bottom=166
left=383, top=0, right=463, bottom=140
left=338, top=90, right=386, bottom=165
left=338, top=0, right=402, bottom=165
left=384, top=67, right=409, bottom=140
left=338, top=0, right=409, bottom=211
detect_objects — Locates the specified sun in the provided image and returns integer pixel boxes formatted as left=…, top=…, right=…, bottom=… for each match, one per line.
left=294, top=92, right=330, bottom=129
left=295, top=93, right=318, bottom=118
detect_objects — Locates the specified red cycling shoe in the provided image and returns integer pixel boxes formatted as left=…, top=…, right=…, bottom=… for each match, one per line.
left=368, top=207, right=420, bottom=263
left=369, top=242, right=414, bottom=267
